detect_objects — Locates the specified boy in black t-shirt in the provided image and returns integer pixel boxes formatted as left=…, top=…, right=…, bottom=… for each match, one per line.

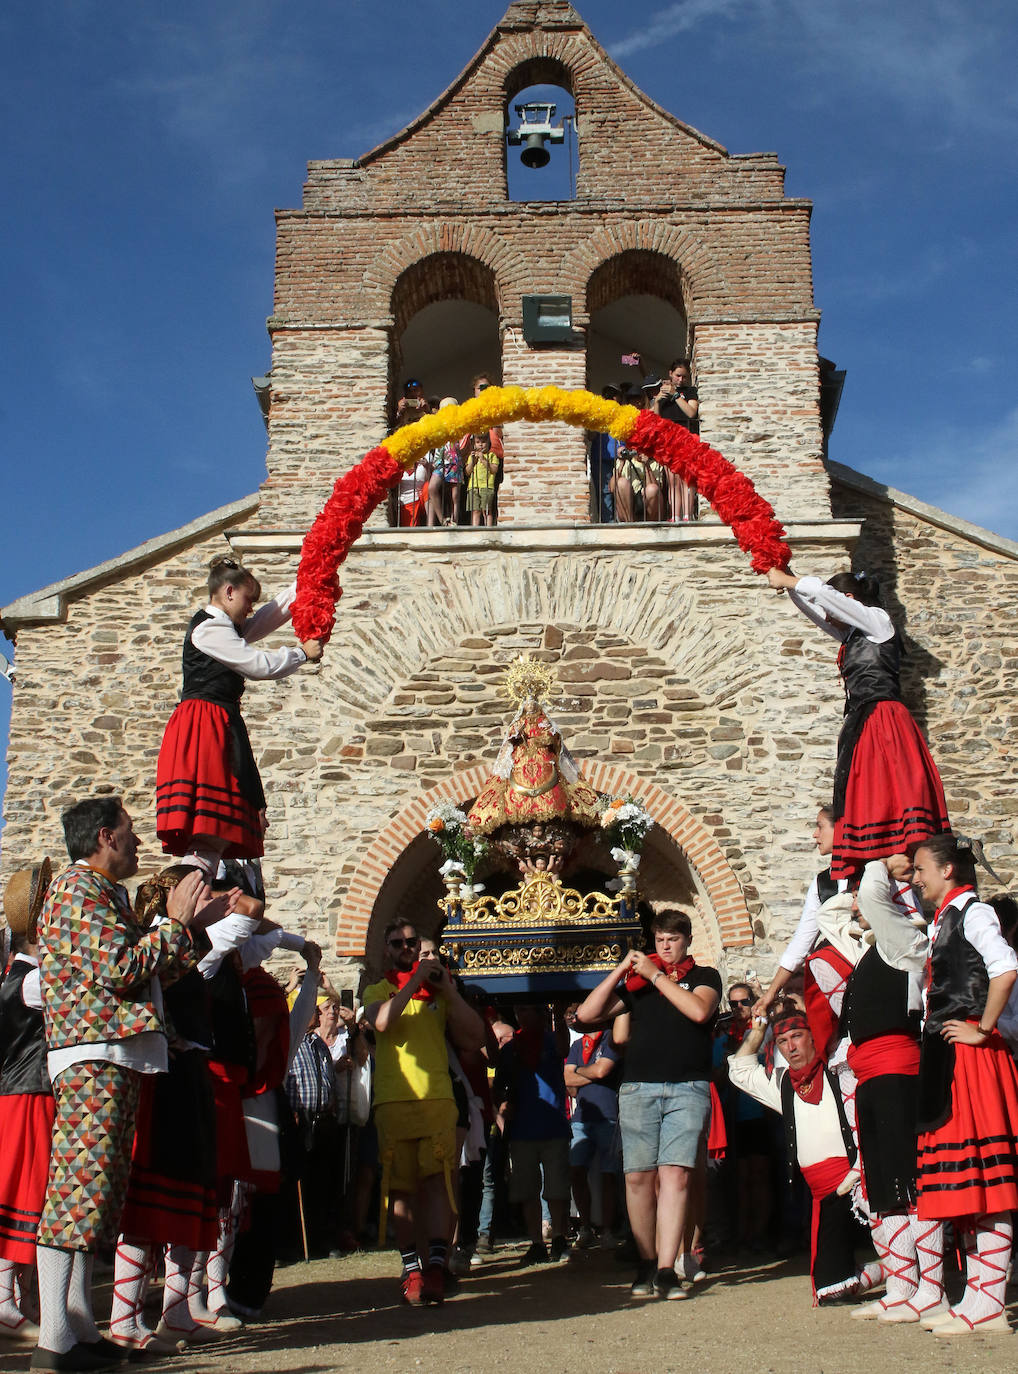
left=576, top=909, right=721, bottom=1300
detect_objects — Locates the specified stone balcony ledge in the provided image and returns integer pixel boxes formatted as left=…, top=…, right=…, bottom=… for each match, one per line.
left=227, top=518, right=864, bottom=557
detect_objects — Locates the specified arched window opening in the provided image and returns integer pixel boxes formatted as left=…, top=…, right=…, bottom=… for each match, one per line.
left=388, top=253, right=501, bottom=526
left=505, top=63, right=577, bottom=202
left=585, top=251, right=692, bottom=524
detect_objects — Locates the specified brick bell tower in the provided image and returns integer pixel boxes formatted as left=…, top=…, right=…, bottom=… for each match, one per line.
left=255, top=0, right=832, bottom=532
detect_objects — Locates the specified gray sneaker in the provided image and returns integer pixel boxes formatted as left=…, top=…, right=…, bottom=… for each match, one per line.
left=630, top=1263, right=655, bottom=1298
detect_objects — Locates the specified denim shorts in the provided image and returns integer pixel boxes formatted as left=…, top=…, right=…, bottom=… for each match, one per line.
left=618, top=1080, right=711, bottom=1172
left=569, top=1118, right=621, bottom=1173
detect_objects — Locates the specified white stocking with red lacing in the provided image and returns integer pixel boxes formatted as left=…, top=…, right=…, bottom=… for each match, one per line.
left=908, top=1213, right=945, bottom=1314
left=109, top=1241, right=158, bottom=1349
left=160, top=1245, right=199, bottom=1335
left=206, top=1192, right=241, bottom=1314
left=952, top=1213, right=1012, bottom=1326
left=876, top=1213, right=917, bottom=1308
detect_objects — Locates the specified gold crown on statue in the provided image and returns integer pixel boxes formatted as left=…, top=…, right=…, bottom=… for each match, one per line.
left=499, top=654, right=556, bottom=708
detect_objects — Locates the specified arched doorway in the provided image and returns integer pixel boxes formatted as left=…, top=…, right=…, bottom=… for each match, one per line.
left=343, top=766, right=754, bottom=984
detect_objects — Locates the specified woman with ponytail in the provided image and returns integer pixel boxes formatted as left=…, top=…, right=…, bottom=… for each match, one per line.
left=766, top=566, right=948, bottom=880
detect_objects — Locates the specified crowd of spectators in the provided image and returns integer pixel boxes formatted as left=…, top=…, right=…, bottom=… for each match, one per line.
left=389, top=352, right=701, bottom=529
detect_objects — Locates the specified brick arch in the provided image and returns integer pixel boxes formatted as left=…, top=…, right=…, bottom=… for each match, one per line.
left=369, top=225, right=523, bottom=322
left=563, top=223, right=725, bottom=320
left=587, top=248, right=690, bottom=329
left=390, top=253, right=499, bottom=340
left=337, top=763, right=753, bottom=966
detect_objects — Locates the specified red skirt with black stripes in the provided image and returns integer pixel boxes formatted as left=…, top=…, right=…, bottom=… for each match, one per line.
left=831, top=699, right=949, bottom=880
left=917, top=1031, right=1018, bottom=1221
left=0, top=1094, right=56, bottom=1262
left=156, top=698, right=265, bottom=859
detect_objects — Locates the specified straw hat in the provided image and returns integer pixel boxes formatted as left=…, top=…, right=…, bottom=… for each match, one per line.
left=2, top=858, right=53, bottom=939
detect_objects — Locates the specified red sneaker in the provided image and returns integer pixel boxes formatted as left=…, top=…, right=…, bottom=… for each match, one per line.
left=422, top=1264, right=445, bottom=1305
left=402, top=1270, right=425, bottom=1306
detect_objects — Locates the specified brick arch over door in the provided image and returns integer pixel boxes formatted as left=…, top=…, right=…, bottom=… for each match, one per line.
left=338, top=762, right=753, bottom=967
left=563, top=222, right=725, bottom=322
left=366, top=225, right=523, bottom=324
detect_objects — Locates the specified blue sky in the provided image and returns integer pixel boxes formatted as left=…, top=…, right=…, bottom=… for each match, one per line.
left=1, top=0, right=1016, bottom=836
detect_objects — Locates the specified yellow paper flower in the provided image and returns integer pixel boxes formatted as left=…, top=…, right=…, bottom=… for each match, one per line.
left=380, top=386, right=637, bottom=471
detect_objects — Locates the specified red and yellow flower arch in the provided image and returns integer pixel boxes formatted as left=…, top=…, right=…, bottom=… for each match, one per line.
left=291, top=386, right=791, bottom=643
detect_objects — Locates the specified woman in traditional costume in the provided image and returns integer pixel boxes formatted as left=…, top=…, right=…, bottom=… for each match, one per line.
left=912, top=832, right=1018, bottom=1336
left=0, top=861, right=54, bottom=1345
left=156, top=556, right=322, bottom=872
left=766, top=566, right=948, bottom=880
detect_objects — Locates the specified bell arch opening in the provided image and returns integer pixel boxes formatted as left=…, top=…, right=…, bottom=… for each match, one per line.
left=504, top=59, right=577, bottom=203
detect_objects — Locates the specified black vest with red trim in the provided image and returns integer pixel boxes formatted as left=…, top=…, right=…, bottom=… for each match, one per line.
left=180, top=610, right=245, bottom=708
left=0, top=960, right=51, bottom=1096
left=924, top=896, right=988, bottom=1036
left=843, top=946, right=919, bottom=1046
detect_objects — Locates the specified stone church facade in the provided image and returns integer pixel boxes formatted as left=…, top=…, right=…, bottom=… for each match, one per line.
left=3, top=2, right=1017, bottom=987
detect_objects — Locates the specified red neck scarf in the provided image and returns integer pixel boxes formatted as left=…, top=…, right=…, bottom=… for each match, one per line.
left=581, top=1031, right=604, bottom=1064
left=385, top=965, right=434, bottom=1002
left=934, top=885, right=974, bottom=921
left=787, top=1053, right=826, bottom=1105
left=726, top=1019, right=751, bottom=1047
left=625, top=952, right=695, bottom=993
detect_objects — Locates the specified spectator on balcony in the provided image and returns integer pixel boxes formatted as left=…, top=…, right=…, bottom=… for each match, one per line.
left=465, top=433, right=499, bottom=529
left=587, top=386, right=620, bottom=523
left=427, top=399, right=464, bottom=527
left=652, top=360, right=700, bottom=522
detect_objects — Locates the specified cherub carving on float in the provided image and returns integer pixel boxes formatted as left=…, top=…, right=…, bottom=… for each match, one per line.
left=468, top=656, right=601, bottom=874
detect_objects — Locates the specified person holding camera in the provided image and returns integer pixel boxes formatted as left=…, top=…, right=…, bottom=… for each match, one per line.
left=363, top=923, right=484, bottom=1307
left=652, top=358, right=700, bottom=522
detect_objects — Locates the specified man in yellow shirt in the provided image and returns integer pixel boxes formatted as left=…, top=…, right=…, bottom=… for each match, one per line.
left=364, top=922, right=483, bottom=1306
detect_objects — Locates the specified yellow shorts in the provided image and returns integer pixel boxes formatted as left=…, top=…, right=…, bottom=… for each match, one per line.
left=374, top=1098, right=458, bottom=1195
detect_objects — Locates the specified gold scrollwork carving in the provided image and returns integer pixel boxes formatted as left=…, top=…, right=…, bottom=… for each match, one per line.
left=459, top=941, right=628, bottom=973
left=451, top=871, right=624, bottom=929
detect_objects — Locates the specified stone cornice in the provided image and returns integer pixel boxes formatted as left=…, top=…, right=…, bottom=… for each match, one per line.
left=0, top=494, right=260, bottom=634
left=826, top=460, right=1018, bottom=562
left=226, top=519, right=863, bottom=558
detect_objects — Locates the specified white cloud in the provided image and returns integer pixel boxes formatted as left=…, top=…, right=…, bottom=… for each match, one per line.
left=609, top=0, right=754, bottom=58
left=609, top=0, right=1017, bottom=134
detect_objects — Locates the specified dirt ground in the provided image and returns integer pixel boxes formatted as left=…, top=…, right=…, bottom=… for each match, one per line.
left=5, top=1242, right=1017, bottom=1374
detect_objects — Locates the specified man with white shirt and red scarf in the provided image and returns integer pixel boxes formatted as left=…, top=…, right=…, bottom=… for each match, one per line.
left=729, top=1002, right=862, bottom=1305
left=156, top=555, right=323, bottom=873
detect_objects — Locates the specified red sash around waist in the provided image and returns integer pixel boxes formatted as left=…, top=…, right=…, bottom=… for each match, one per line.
left=800, top=1157, right=850, bottom=1201
left=707, top=1082, right=727, bottom=1160
left=846, top=1033, right=920, bottom=1085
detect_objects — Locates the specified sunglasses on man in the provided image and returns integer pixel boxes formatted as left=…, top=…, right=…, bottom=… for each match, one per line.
left=730, top=997, right=752, bottom=1008
left=388, top=936, right=420, bottom=950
